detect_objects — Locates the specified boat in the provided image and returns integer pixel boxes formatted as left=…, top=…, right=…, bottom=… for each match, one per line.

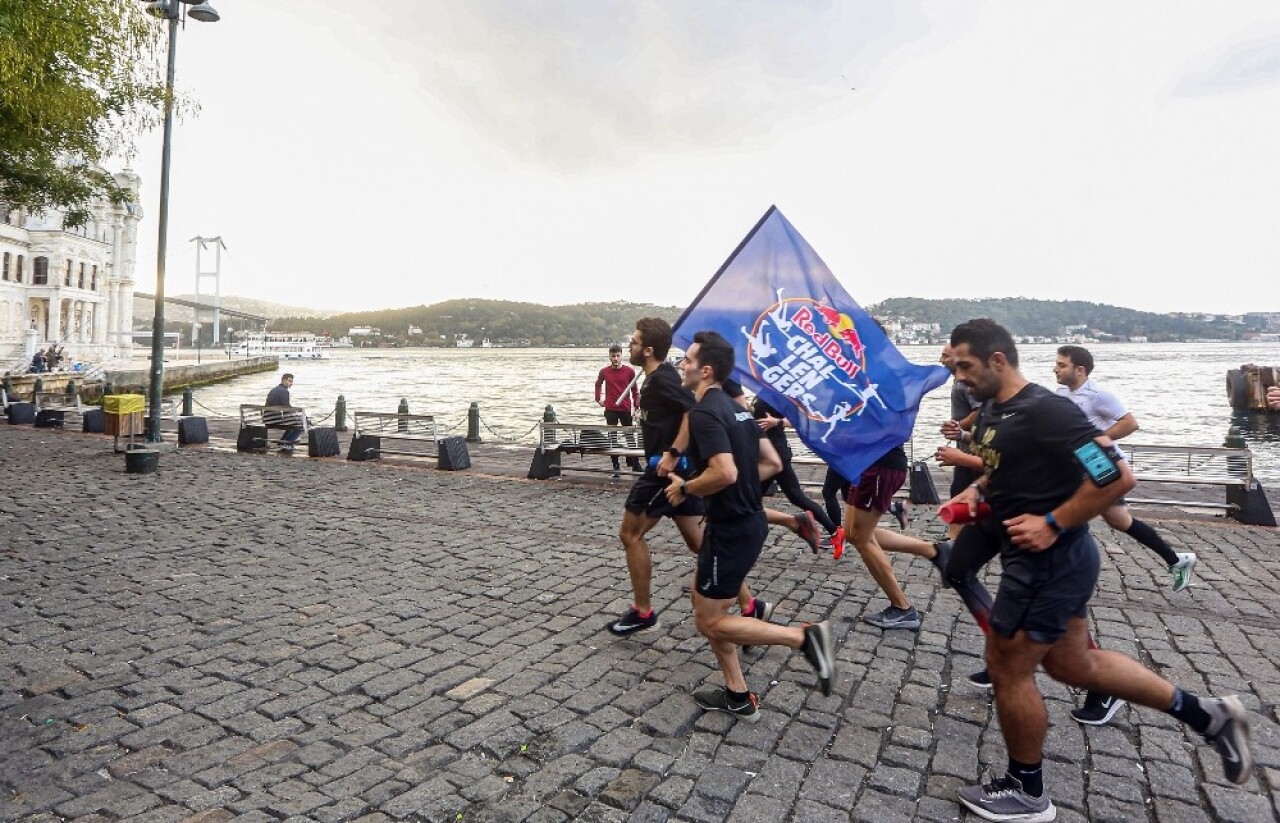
left=228, top=333, right=330, bottom=359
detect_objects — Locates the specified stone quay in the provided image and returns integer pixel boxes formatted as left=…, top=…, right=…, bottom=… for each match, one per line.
left=1, top=425, right=1277, bottom=823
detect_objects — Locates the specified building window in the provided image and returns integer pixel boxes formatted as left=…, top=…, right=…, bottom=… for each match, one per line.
left=91, top=265, right=98, bottom=291
left=2, top=252, right=8, bottom=281
left=15, top=255, right=22, bottom=283
left=33, top=256, right=48, bottom=285
left=78, top=262, right=85, bottom=289
left=65, top=259, right=73, bottom=286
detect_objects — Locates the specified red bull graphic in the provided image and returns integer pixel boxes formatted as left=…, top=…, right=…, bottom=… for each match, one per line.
left=740, top=291, right=884, bottom=442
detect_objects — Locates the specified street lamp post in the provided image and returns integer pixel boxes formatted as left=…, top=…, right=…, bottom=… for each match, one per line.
left=145, top=0, right=220, bottom=443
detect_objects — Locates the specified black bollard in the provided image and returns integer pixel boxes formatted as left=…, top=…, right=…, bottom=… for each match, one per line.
left=32, top=377, right=43, bottom=400
left=467, top=402, right=481, bottom=443
left=103, top=380, right=114, bottom=398
left=182, top=387, right=193, bottom=417
left=397, top=397, right=409, bottom=432
left=335, top=394, right=347, bottom=432
left=65, top=380, right=76, bottom=396
left=1, top=375, right=13, bottom=403
left=543, top=403, right=557, bottom=444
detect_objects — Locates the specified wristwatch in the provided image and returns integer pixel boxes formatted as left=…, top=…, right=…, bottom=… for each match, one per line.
left=679, top=480, right=688, bottom=496
left=1044, top=512, right=1064, bottom=533
left=667, top=447, right=681, bottom=458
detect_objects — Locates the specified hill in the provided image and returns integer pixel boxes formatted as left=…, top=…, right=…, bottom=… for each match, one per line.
left=868, top=297, right=1260, bottom=342
left=266, top=299, right=685, bottom=347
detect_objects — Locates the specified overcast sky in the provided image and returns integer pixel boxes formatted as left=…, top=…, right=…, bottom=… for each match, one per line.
left=124, top=1, right=1280, bottom=315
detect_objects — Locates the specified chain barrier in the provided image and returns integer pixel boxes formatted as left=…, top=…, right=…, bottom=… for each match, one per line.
left=192, top=398, right=237, bottom=418
left=479, top=418, right=541, bottom=443
left=436, top=415, right=468, bottom=433
left=309, top=409, right=334, bottom=425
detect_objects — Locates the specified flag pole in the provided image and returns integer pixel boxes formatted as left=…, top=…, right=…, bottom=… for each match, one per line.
left=672, top=205, right=779, bottom=335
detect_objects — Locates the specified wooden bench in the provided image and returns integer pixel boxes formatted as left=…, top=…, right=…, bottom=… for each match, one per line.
left=1120, top=442, right=1274, bottom=525
left=34, top=392, right=86, bottom=419
left=348, top=410, right=439, bottom=460
left=530, top=421, right=646, bottom=477
left=238, top=403, right=310, bottom=451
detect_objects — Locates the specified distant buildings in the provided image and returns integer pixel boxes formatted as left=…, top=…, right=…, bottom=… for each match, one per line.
left=0, top=169, right=144, bottom=368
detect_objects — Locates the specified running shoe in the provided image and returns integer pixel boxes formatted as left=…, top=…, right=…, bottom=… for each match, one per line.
left=606, top=606, right=658, bottom=636
left=1170, top=552, right=1198, bottom=592
left=795, top=511, right=821, bottom=554
left=864, top=604, right=921, bottom=631
left=831, top=526, right=845, bottom=561
left=800, top=621, right=836, bottom=696
left=968, top=669, right=993, bottom=690
left=692, top=686, right=760, bottom=723
left=742, top=599, right=774, bottom=652
left=1071, top=691, right=1126, bottom=725
left=931, top=540, right=953, bottom=588
left=889, top=499, right=909, bottom=530
left=1202, top=695, right=1253, bottom=785
left=957, top=773, right=1056, bottom=823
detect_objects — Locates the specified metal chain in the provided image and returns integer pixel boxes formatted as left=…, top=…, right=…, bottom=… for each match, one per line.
left=436, top=415, right=468, bottom=432
left=479, top=418, right=541, bottom=443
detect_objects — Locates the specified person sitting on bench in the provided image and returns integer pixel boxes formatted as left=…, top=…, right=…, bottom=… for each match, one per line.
left=265, top=373, right=305, bottom=451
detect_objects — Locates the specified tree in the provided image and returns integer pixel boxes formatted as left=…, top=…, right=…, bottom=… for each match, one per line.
left=0, top=0, right=166, bottom=226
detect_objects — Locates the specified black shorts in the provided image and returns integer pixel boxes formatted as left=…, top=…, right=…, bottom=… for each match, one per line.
left=950, top=465, right=978, bottom=499
left=990, top=527, right=1100, bottom=645
left=624, top=470, right=706, bottom=519
left=695, top=513, right=768, bottom=599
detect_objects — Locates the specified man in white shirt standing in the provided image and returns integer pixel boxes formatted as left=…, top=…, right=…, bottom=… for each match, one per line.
left=1054, top=346, right=1197, bottom=592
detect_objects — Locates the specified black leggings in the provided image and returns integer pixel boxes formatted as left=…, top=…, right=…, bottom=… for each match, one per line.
left=765, top=441, right=837, bottom=534
left=821, top=467, right=851, bottom=529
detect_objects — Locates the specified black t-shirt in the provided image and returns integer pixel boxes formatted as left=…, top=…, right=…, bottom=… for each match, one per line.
left=872, top=444, right=909, bottom=472
left=971, top=383, right=1102, bottom=523
left=686, top=387, right=764, bottom=521
left=751, top=396, right=789, bottom=452
left=637, top=362, right=694, bottom=459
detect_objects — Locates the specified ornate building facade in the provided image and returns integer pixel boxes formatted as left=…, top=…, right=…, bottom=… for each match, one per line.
left=0, top=169, right=143, bottom=370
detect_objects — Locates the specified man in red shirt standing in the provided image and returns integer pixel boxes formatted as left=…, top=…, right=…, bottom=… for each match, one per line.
left=596, top=344, right=642, bottom=473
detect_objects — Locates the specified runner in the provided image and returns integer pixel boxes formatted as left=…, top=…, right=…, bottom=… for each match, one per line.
left=1054, top=345, right=1198, bottom=591
left=666, top=330, right=837, bottom=721
left=946, top=319, right=1251, bottom=822
left=752, top=396, right=845, bottom=556
left=607, top=318, right=764, bottom=636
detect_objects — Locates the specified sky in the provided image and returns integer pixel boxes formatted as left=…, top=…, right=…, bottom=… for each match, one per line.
left=122, top=1, right=1280, bottom=315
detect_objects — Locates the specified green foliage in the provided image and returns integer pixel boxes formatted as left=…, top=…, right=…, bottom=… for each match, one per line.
left=0, top=0, right=167, bottom=226
left=871, top=297, right=1250, bottom=342
left=268, top=299, right=684, bottom=347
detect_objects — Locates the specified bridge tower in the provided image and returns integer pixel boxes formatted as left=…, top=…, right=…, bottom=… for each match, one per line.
left=191, top=236, right=226, bottom=344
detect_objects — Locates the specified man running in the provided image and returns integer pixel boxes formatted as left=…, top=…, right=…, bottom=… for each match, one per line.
left=665, top=330, right=836, bottom=721
left=946, top=319, right=1251, bottom=822
left=608, top=318, right=765, bottom=635
left=1054, top=345, right=1197, bottom=591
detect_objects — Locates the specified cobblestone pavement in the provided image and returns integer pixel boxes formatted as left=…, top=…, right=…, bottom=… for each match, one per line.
left=2, top=428, right=1278, bottom=823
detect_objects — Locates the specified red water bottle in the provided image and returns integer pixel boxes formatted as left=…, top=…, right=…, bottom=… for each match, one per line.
left=939, top=501, right=992, bottom=524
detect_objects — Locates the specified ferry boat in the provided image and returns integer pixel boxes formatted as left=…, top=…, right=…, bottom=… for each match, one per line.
left=228, top=333, right=330, bottom=359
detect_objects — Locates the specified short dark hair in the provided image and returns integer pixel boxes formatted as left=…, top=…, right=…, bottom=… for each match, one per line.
left=608, top=344, right=622, bottom=355
left=950, top=319, right=1019, bottom=367
left=691, top=330, right=734, bottom=383
left=634, top=317, right=673, bottom=360
left=281, top=373, right=295, bottom=381
left=1057, top=345, right=1094, bottom=375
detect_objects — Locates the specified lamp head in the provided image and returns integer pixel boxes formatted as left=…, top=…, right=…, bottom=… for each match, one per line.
left=187, top=2, right=220, bottom=22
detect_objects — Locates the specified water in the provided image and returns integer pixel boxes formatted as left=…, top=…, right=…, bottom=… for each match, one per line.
left=180, top=342, right=1280, bottom=482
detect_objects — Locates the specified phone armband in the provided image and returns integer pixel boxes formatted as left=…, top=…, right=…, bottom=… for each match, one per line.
left=1073, top=440, right=1121, bottom=487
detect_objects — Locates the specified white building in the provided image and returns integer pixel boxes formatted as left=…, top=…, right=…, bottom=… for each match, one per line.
left=0, top=169, right=143, bottom=369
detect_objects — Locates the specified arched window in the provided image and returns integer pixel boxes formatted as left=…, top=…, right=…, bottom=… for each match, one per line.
left=91, top=265, right=98, bottom=291
left=15, top=255, right=23, bottom=283
left=78, top=262, right=85, bottom=289
left=2, top=252, right=8, bottom=281
left=33, top=256, right=48, bottom=285
left=64, top=259, right=73, bottom=286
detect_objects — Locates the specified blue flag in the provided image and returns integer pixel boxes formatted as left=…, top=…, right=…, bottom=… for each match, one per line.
left=673, top=206, right=949, bottom=483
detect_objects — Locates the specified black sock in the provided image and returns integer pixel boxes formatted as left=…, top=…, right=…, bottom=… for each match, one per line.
left=1124, top=519, right=1179, bottom=566
left=1166, top=687, right=1212, bottom=733
left=728, top=687, right=752, bottom=703
left=1007, top=757, right=1043, bottom=797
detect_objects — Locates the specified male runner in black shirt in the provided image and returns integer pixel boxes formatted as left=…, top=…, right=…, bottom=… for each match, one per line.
left=607, top=318, right=766, bottom=635
left=945, top=319, right=1251, bottom=822
left=664, top=331, right=836, bottom=722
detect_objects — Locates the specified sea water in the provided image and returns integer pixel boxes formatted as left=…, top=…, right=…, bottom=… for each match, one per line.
left=179, top=342, right=1280, bottom=482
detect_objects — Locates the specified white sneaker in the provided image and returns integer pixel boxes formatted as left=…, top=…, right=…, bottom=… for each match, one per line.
left=1170, top=552, right=1197, bottom=593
